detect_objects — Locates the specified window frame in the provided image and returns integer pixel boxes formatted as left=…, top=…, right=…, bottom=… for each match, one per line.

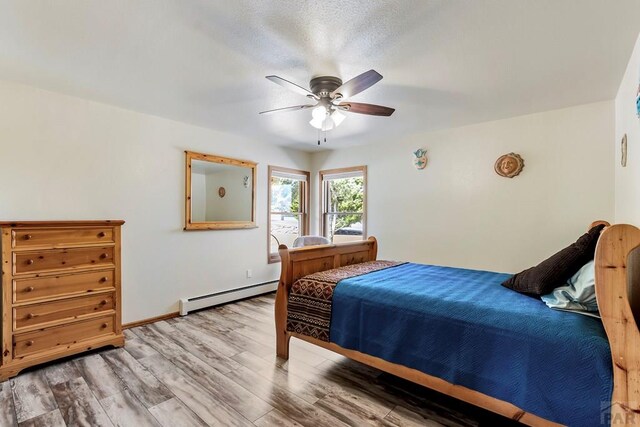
left=267, top=165, right=310, bottom=263
left=319, top=165, right=367, bottom=243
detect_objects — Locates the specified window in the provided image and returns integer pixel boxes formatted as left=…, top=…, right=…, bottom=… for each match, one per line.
left=320, top=166, right=366, bottom=243
left=268, top=166, right=310, bottom=262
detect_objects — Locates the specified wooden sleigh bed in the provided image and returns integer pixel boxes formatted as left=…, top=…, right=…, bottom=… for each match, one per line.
left=274, top=221, right=640, bottom=427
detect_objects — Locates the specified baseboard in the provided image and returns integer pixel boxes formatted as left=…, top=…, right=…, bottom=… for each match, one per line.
left=123, top=311, right=180, bottom=329
left=124, top=281, right=277, bottom=327
left=179, top=280, right=278, bottom=316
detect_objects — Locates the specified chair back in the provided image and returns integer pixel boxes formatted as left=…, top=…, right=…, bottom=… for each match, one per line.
left=292, top=235, right=330, bottom=248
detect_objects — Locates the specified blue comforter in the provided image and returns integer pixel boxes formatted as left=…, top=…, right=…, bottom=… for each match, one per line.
left=329, top=263, right=612, bottom=427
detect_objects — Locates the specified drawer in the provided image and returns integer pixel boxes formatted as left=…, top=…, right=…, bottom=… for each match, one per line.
left=12, top=228, right=114, bottom=249
left=14, top=247, right=114, bottom=275
left=14, top=315, right=115, bottom=358
left=14, top=270, right=114, bottom=303
left=14, top=293, right=114, bottom=331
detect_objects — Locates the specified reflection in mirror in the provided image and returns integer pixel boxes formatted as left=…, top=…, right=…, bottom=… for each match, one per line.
left=191, top=160, right=253, bottom=222
left=185, top=151, right=257, bottom=230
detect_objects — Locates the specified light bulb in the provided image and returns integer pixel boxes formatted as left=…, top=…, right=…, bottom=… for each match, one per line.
left=331, top=110, right=345, bottom=127
left=311, top=106, right=327, bottom=120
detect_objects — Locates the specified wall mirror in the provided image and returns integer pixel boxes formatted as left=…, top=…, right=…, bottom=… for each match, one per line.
left=185, top=151, right=257, bottom=230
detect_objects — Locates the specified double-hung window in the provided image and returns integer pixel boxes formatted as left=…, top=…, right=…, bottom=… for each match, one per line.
left=268, top=166, right=310, bottom=262
left=320, top=166, right=366, bottom=243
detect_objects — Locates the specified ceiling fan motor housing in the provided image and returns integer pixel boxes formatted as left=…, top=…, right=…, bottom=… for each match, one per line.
left=310, top=76, right=343, bottom=98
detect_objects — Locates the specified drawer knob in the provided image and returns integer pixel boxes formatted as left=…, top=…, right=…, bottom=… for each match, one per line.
left=26, top=313, right=34, bottom=320
left=25, top=340, right=34, bottom=347
left=25, top=286, right=34, bottom=292
left=100, top=253, right=108, bottom=260
left=26, top=259, right=34, bottom=265
left=99, top=277, right=108, bottom=283
left=23, top=234, right=32, bottom=240
left=100, top=299, right=108, bottom=305
left=101, top=323, right=108, bottom=329
left=97, top=232, right=106, bottom=238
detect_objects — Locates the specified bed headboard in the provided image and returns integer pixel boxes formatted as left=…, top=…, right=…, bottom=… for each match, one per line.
left=594, top=223, right=640, bottom=422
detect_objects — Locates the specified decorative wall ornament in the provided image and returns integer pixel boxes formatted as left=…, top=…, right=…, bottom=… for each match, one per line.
left=243, top=176, right=249, bottom=188
left=621, top=134, right=628, bottom=167
left=218, top=187, right=226, bottom=198
left=494, top=153, right=524, bottom=178
left=636, top=80, right=639, bottom=119
left=413, top=148, right=428, bottom=170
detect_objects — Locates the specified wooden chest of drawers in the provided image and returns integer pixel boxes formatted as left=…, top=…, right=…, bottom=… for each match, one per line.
left=0, top=221, right=124, bottom=380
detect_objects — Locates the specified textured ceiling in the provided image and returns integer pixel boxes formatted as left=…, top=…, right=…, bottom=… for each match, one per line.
left=0, top=0, right=639, bottom=151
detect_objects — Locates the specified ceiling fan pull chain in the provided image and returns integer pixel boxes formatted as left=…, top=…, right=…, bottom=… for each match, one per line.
left=317, top=128, right=320, bottom=145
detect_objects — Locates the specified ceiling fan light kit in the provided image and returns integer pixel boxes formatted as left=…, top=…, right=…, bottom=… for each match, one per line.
left=260, top=69, right=395, bottom=142
left=309, top=105, right=346, bottom=131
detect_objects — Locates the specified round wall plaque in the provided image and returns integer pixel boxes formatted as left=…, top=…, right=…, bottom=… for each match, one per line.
left=494, top=153, right=524, bottom=178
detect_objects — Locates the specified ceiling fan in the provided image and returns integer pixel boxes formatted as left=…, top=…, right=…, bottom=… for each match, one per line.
left=259, top=69, right=395, bottom=132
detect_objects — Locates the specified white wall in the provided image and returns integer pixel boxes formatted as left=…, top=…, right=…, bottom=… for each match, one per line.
left=615, top=33, right=640, bottom=223
left=0, top=80, right=310, bottom=323
left=311, top=101, right=615, bottom=273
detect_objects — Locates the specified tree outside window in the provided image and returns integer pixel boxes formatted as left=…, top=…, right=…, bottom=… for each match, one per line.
left=321, top=167, right=366, bottom=243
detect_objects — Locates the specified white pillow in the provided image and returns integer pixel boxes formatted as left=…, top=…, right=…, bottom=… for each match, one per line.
left=541, top=260, right=600, bottom=318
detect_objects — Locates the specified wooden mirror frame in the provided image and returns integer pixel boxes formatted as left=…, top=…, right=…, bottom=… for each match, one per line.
left=184, top=151, right=257, bottom=230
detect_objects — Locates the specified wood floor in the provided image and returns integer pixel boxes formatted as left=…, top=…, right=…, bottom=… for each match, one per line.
left=0, top=293, right=522, bottom=427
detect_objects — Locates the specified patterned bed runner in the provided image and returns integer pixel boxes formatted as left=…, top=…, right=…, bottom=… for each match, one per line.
left=287, top=260, right=405, bottom=341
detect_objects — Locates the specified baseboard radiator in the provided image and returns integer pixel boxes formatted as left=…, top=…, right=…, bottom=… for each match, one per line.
left=179, top=280, right=278, bottom=316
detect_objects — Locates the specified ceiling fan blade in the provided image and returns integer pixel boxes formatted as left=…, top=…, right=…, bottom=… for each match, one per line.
left=331, top=69, right=383, bottom=99
left=337, top=102, right=395, bottom=116
left=259, top=104, right=315, bottom=115
left=265, top=75, right=318, bottom=99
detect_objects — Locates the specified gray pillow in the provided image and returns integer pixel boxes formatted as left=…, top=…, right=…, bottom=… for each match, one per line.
left=541, top=260, right=599, bottom=318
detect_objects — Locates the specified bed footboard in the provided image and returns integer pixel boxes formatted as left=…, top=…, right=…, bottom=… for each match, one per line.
left=274, top=237, right=377, bottom=358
